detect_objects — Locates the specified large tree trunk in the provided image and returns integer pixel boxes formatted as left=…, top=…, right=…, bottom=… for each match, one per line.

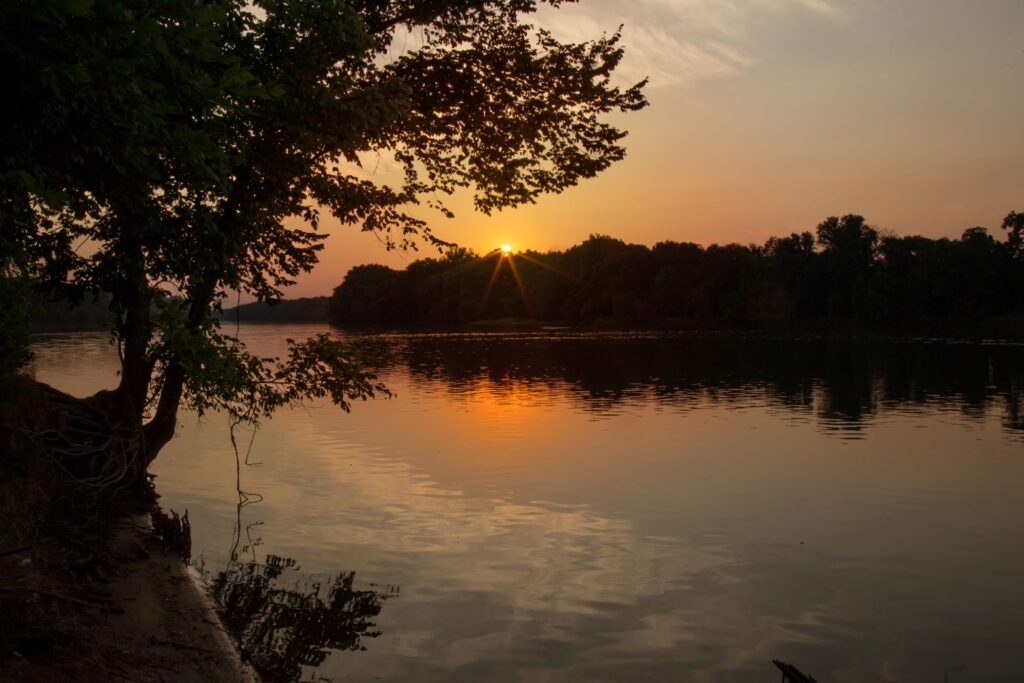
left=143, top=362, right=185, bottom=463
left=141, top=276, right=219, bottom=462
left=115, top=287, right=154, bottom=423
left=129, top=170, right=249, bottom=466
left=96, top=212, right=156, bottom=424
left=70, top=217, right=155, bottom=490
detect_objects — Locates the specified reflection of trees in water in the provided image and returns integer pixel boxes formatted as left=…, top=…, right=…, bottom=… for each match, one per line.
left=355, top=333, right=1024, bottom=435
left=211, top=556, right=397, bottom=682
left=210, top=424, right=398, bottom=682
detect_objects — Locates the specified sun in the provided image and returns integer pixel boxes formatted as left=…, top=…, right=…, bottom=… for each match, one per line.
left=501, top=244, right=513, bottom=255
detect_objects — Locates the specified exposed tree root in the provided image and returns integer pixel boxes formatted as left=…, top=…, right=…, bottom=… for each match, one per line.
left=19, top=384, right=146, bottom=498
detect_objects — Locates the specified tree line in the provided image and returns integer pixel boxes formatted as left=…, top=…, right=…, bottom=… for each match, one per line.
left=328, top=212, right=1024, bottom=330
left=219, top=296, right=329, bottom=324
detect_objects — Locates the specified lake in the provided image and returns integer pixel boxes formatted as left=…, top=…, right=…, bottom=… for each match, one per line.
left=30, top=325, right=1024, bottom=682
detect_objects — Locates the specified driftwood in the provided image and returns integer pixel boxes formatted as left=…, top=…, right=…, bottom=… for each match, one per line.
left=773, top=659, right=820, bottom=683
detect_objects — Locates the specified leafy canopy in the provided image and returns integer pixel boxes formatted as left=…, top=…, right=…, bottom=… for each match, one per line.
left=2, top=0, right=646, bottom=433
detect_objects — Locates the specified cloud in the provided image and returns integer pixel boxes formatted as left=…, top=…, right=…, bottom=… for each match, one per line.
left=535, top=0, right=853, bottom=88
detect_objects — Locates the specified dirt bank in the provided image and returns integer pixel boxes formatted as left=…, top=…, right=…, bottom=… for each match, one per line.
left=1, top=514, right=255, bottom=682
left=0, top=377, right=255, bottom=680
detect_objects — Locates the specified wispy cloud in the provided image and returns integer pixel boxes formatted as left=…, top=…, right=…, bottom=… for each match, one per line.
left=536, top=0, right=853, bottom=88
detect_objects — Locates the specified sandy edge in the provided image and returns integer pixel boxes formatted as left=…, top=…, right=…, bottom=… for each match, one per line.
left=182, top=556, right=261, bottom=683
left=102, top=514, right=260, bottom=682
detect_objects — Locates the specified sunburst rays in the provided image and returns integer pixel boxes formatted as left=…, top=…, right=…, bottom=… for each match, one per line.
left=479, top=246, right=575, bottom=317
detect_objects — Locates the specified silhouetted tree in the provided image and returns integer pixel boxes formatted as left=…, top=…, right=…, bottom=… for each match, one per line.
left=1003, top=211, right=1024, bottom=260
left=816, top=215, right=879, bottom=319
left=763, top=232, right=819, bottom=320
left=3, top=0, right=647, bottom=484
left=329, top=265, right=410, bottom=325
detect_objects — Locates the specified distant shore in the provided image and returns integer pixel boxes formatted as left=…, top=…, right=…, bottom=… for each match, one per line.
left=211, top=308, right=1024, bottom=341
left=34, top=309, right=1024, bottom=341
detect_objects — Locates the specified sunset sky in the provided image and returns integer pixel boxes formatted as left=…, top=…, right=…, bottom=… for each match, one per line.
left=296, top=0, right=1023, bottom=298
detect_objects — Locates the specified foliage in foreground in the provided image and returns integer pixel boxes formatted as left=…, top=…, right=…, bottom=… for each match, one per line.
left=2, top=0, right=646, bottom=468
left=0, top=271, right=33, bottom=375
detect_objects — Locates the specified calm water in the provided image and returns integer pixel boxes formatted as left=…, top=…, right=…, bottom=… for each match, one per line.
left=31, top=326, right=1024, bottom=682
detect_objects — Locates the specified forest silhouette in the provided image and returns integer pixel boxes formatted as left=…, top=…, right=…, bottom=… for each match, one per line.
left=327, top=213, right=1024, bottom=331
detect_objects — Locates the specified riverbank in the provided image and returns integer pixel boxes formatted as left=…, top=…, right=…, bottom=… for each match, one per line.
left=0, top=376, right=255, bottom=680
left=1, top=511, right=255, bottom=682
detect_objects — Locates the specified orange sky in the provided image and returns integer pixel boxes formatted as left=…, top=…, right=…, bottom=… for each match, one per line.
left=290, top=0, right=1024, bottom=298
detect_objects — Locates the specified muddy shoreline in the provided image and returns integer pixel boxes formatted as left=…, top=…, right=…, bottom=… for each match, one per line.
left=2, top=513, right=256, bottom=682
